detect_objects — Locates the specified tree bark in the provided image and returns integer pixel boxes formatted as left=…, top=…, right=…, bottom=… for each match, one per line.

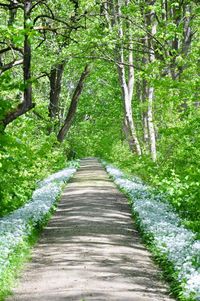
left=115, top=0, right=142, bottom=156
left=144, top=2, right=157, bottom=162
left=140, top=35, right=149, bottom=150
left=2, top=0, right=34, bottom=129
left=48, top=63, right=65, bottom=119
left=0, top=59, right=23, bottom=75
left=147, top=86, right=157, bottom=161
left=122, top=118, right=135, bottom=151
left=141, top=78, right=149, bottom=147
left=57, top=65, right=90, bottom=142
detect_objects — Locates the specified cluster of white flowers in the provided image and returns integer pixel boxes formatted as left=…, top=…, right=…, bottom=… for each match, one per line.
left=105, top=164, right=200, bottom=301
left=0, top=166, right=76, bottom=281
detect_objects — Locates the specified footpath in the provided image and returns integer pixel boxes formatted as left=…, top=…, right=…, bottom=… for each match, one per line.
left=7, top=158, right=174, bottom=301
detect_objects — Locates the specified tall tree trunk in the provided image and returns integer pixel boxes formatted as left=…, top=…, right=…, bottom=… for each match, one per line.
left=57, top=65, right=90, bottom=142
left=140, top=36, right=149, bottom=150
left=145, top=2, right=157, bottom=161
left=117, top=55, right=142, bottom=156
left=101, top=0, right=142, bottom=155
left=178, top=3, right=192, bottom=77
left=122, top=118, right=135, bottom=151
left=141, top=78, right=149, bottom=148
left=115, top=0, right=142, bottom=156
left=2, top=0, right=34, bottom=128
left=182, top=4, right=192, bottom=57
left=49, top=63, right=65, bottom=119
left=147, top=86, right=157, bottom=161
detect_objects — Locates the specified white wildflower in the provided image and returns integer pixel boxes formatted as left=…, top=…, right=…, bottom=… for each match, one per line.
left=105, top=163, right=200, bottom=301
left=0, top=166, right=76, bottom=280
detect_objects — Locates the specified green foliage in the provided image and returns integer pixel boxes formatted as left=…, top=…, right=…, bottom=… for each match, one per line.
left=0, top=0, right=199, bottom=235
left=106, top=112, right=200, bottom=234
left=0, top=1, right=199, bottom=299
left=0, top=113, right=70, bottom=216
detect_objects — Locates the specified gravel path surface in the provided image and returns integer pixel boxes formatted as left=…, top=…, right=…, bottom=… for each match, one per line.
left=7, top=158, right=174, bottom=301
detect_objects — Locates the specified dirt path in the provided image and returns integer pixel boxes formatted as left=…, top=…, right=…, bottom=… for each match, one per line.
left=7, top=158, right=174, bottom=301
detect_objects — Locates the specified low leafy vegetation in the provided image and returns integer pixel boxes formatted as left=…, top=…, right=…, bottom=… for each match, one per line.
left=0, top=117, right=71, bottom=216
left=104, top=124, right=200, bottom=236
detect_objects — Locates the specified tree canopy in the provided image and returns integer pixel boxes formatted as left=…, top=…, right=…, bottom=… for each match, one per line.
left=0, top=0, right=200, bottom=232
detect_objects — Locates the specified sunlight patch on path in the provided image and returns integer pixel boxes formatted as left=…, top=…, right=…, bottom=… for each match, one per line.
left=7, top=158, right=174, bottom=301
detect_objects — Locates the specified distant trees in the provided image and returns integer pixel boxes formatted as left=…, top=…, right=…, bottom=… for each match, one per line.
left=0, top=0, right=198, bottom=162
left=99, top=0, right=197, bottom=161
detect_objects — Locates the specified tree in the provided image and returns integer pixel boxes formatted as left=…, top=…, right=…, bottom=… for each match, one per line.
left=48, top=62, right=65, bottom=123
left=100, top=0, right=142, bottom=155
left=57, top=64, right=90, bottom=142
left=143, top=0, right=157, bottom=161
left=0, top=0, right=87, bottom=130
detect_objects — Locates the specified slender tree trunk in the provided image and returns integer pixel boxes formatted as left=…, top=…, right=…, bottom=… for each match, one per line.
left=141, top=79, right=149, bottom=147
left=182, top=4, right=192, bottom=57
left=140, top=35, right=149, bottom=150
left=115, top=0, right=142, bottom=156
left=117, top=59, right=142, bottom=156
left=57, top=65, right=90, bottom=142
left=143, top=111, right=149, bottom=146
left=145, top=2, right=157, bottom=161
left=100, top=0, right=141, bottom=155
left=147, top=86, right=157, bottom=161
left=178, top=4, right=192, bottom=76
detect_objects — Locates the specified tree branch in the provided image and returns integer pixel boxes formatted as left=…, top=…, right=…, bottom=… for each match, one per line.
left=0, top=2, right=23, bottom=9
left=0, top=59, right=23, bottom=75
left=0, top=45, right=23, bottom=55
left=3, top=101, right=35, bottom=128
left=34, top=14, right=70, bottom=27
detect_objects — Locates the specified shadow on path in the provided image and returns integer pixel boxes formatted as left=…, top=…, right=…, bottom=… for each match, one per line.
left=7, top=158, right=174, bottom=301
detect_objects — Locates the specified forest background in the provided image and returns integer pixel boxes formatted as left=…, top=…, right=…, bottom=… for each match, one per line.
left=0, top=0, right=199, bottom=237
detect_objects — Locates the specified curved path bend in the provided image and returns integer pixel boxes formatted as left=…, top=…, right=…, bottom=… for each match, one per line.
left=7, top=158, right=174, bottom=301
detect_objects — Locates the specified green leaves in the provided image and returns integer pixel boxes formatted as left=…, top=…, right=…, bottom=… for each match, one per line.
left=0, top=0, right=199, bottom=242
left=0, top=120, right=69, bottom=216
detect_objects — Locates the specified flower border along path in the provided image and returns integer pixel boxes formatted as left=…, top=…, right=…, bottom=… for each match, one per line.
left=104, top=162, right=200, bottom=301
left=0, top=163, right=77, bottom=299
